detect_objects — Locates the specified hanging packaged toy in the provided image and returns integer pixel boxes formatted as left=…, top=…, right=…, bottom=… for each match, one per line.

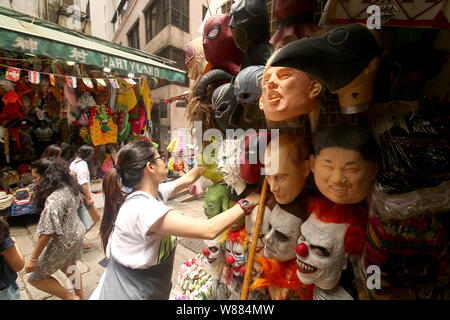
left=89, top=105, right=118, bottom=146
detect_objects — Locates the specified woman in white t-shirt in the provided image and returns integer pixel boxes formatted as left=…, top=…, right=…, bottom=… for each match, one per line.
left=93, top=140, right=259, bottom=300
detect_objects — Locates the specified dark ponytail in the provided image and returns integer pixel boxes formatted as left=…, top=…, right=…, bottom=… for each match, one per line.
left=100, top=140, right=158, bottom=251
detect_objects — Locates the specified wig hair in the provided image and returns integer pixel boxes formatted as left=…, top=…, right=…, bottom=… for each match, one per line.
left=307, top=196, right=368, bottom=254
left=218, top=226, right=249, bottom=251
left=250, top=256, right=314, bottom=300
left=312, top=125, right=380, bottom=163
left=100, top=140, right=158, bottom=251
left=31, top=157, right=82, bottom=215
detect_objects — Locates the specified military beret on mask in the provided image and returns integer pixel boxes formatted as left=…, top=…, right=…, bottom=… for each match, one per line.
left=211, top=80, right=243, bottom=133
left=234, top=65, right=265, bottom=105
left=270, top=23, right=382, bottom=92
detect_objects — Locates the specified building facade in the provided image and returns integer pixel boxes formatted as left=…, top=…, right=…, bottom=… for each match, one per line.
left=109, top=0, right=211, bottom=150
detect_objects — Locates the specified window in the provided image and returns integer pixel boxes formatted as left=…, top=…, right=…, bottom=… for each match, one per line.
left=152, top=46, right=189, bottom=89
left=145, top=0, right=169, bottom=42
left=127, top=22, right=140, bottom=49
left=171, top=0, right=189, bottom=33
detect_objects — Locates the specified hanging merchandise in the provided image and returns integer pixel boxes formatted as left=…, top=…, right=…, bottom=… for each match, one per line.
left=117, top=79, right=138, bottom=112
left=89, top=105, right=118, bottom=146
left=167, top=137, right=186, bottom=172
left=202, top=14, right=242, bottom=76
left=1, top=90, right=23, bottom=121
left=138, top=77, right=152, bottom=130
left=184, top=37, right=208, bottom=83
left=113, top=103, right=131, bottom=142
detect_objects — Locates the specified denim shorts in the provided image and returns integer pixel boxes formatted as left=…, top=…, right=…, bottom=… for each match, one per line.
left=0, top=285, right=20, bottom=300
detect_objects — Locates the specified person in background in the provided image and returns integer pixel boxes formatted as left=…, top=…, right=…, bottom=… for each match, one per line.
left=91, top=140, right=260, bottom=299
left=26, top=158, right=86, bottom=300
left=34, top=120, right=53, bottom=157
left=0, top=218, right=25, bottom=300
left=40, top=144, right=62, bottom=160
left=69, top=145, right=101, bottom=250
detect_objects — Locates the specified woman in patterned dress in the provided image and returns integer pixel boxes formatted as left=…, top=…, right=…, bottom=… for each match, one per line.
left=25, top=157, right=86, bottom=300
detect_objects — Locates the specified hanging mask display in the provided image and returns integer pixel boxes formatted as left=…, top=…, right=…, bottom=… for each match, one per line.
left=260, top=59, right=322, bottom=122
left=203, top=14, right=242, bottom=76
left=216, top=138, right=246, bottom=195
left=229, top=0, right=272, bottom=67
left=203, top=183, right=231, bottom=219
left=269, top=0, right=323, bottom=49
left=234, top=65, right=265, bottom=123
left=270, top=23, right=382, bottom=114
left=264, top=134, right=312, bottom=205
left=185, top=37, right=208, bottom=83
left=240, top=130, right=270, bottom=185
left=203, top=236, right=226, bottom=279
left=296, top=197, right=367, bottom=290
left=310, top=125, right=379, bottom=204
left=211, top=80, right=243, bottom=133
left=264, top=204, right=303, bottom=263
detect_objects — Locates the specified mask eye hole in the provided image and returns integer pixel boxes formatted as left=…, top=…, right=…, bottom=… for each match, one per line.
left=312, top=246, right=330, bottom=257
left=207, top=24, right=221, bottom=40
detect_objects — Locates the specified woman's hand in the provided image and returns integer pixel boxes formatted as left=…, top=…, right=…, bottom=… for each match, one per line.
left=245, top=192, right=261, bottom=208
left=25, top=259, right=38, bottom=273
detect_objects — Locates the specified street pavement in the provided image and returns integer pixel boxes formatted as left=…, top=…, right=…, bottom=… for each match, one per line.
left=6, top=192, right=206, bottom=300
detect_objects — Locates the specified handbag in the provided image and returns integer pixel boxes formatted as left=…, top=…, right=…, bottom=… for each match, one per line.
left=78, top=203, right=94, bottom=231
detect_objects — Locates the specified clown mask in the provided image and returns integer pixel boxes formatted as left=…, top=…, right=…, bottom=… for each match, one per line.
left=203, top=237, right=225, bottom=278
left=264, top=204, right=303, bottom=262
left=296, top=212, right=349, bottom=290
left=225, top=239, right=247, bottom=278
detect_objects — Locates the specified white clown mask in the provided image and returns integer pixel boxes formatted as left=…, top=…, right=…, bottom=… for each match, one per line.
left=203, top=237, right=225, bottom=278
left=295, top=212, right=349, bottom=290
left=264, top=204, right=303, bottom=262
left=225, top=240, right=247, bottom=277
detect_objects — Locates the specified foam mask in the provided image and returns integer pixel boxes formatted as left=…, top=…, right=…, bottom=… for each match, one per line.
left=264, top=204, right=303, bottom=262
left=296, top=212, right=349, bottom=290
left=203, top=14, right=242, bottom=76
left=240, top=131, right=270, bottom=185
left=203, top=183, right=231, bottom=219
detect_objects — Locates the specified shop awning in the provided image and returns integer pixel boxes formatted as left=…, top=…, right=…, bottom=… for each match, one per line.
left=0, top=6, right=186, bottom=83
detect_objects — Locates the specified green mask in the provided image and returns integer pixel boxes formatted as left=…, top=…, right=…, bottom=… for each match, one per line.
left=203, top=183, right=230, bottom=219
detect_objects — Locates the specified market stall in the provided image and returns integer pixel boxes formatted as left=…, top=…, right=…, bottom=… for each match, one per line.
left=170, top=0, right=449, bottom=301
left=0, top=6, right=186, bottom=219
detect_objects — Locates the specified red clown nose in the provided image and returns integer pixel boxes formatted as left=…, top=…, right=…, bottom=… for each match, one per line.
left=296, top=243, right=308, bottom=257
left=239, top=265, right=246, bottom=276
left=203, top=248, right=210, bottom=256
left=226, top=255, right=235, bottom=265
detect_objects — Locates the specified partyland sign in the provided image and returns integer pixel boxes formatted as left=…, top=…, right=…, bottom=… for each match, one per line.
left=0, top=29, right=185, bottom=83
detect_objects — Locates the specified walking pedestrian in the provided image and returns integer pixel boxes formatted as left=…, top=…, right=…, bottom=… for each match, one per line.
left=91, top=140, right=259, bottom=299
left=69, top=145, right=101, bottom=250
left=25, top=158, right=86, bottom=300
left=0, top=218, right=25, bottom=300
left=40, top=144, right=62, bottom=159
